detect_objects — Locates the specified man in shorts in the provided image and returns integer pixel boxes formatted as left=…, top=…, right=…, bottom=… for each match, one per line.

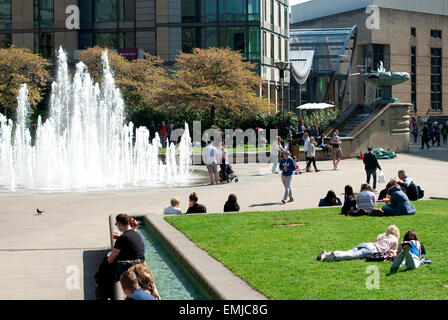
left=202, top=140, right=219, bottom=184
left=331, top=130, right=342, bottom=170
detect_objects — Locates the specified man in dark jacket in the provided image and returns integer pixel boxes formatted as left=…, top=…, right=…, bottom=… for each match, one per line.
left=363, top=147, right=382, bottom=191
left=381, top=185, right=416, bottom=216
left=396, top=170, right=420, bottom=201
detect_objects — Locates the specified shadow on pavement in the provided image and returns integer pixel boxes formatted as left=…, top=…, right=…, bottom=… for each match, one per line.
left=249, top=202, right=283, bottom=207
left=83, top=249, right=108, bottom=300
left=408, top=143, right=448, bottom=162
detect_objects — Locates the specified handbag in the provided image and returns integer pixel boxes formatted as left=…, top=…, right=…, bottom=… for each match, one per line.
left=366, top=252, right=385, bottom=262
left=378, top=171, right=386, bottom=184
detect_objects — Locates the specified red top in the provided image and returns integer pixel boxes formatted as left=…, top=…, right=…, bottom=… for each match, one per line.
left=160, top=125, right=167, bottom=136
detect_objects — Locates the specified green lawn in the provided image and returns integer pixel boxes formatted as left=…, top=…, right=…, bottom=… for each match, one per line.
left=165, top=200, right=448, bottom=300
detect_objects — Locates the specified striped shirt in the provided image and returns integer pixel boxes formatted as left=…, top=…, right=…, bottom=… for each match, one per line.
left=355, top=191, right=376, bottom=212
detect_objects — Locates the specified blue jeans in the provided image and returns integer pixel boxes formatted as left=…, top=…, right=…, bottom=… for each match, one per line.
left=281, top=174, right=293, bottom=201
left=333, top=243, right=378, bottom=261
left=366, top=169, right=377, bottom=190
left=271, top=154, right=279, bottom=173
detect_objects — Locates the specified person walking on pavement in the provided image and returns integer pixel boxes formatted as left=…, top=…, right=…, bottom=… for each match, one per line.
left=421, top=122, right=430, bottom=149
left=306, top=137, right=320, bottom=172
left=202, top=140, right=219, bottom=185
left=363, top=147, right=382, bottom=191
left=279, top=151, right=297, bottom=204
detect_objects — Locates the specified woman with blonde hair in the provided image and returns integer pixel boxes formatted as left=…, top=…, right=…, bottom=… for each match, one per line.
left=317, top=225, right=400, bottom=262
left=127, top=263, right=160, bottom=300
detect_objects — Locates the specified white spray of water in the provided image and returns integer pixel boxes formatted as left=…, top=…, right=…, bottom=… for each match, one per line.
left=0, top=47, right=192, bottom=191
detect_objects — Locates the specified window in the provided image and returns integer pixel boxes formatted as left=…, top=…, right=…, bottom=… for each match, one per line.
left=270, top=33, right=274, bottom=61
left=411, top=46, right=417, bottom=112
left=94, top=33, right=117, bottom=48
left=94, top=0, right=117, bottom=23
left=284, top=6, right=288, bottom=33
left=34, top=0, right=54, bottom=28
left=226, top=26, right=245, bottom=54
left=34, top=32, right=54, bottom=58
left=278, top=3, right=282, bottom=29
left=270, top=0, right=274, bottom=26
left=430, top=48, right=442, bottom=110
left=225, top=0, right=246, bottom=22
left=182, top=27, right=197, bottom=53
left=263, top=31, right=267, bottom=57
left=278, top=36, right=281, bottom=62
left=248, top=0, right=260, bottom=21
left=284, top=38, right=288, bottom=61
left=204, top=27, right=218, bottom=48
left=248, top=26, right=260, bottom=60
left=182, top=0, right=196, bottom=23
left=411, top=27, right=416, bottom=37
left=0, top=33, right=11, bottom=48
left=431, top=29, right=442, bottom=39
left=204, top=0, right=217, bottom=22
left=0, top=0, right=11, bottom=30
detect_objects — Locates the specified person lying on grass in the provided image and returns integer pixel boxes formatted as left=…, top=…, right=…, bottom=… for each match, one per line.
left=317, top=225, right=400, bottom=262
left=390, top=230, right=422, bottom=273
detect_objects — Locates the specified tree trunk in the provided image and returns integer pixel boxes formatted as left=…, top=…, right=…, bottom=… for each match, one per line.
left=210, top=105, right=215, bottom=126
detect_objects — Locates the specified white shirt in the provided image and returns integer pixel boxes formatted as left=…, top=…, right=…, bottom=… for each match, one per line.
left=304, top=137, right=310, bottom=153
left=307, top=142, right=316, bottom=158
left=164, top=206, right=182, bottom=215
left=203, top=144, right=218, bottom=165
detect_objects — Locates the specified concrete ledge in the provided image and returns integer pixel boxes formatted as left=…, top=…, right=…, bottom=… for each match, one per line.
left=143, top=213, right=268, bottom=300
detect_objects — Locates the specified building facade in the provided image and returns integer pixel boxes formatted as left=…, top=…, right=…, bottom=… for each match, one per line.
left=0, top=0, right=290, bottom=107
left=291, top=0, right=448, bottom=118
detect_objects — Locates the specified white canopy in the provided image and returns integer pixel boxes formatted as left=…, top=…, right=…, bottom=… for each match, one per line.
left=297, top=103, right=334, bottom=110
left=290, top=50, right=314, bottom=85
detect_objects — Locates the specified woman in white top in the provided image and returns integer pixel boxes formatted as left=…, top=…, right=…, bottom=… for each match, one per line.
left=318, top=225, right=400, bottom=262
left=306, top=137, right=320, bottom=172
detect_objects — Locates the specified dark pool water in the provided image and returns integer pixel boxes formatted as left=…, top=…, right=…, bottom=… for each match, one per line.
left=137, top=225, right=210, bottom=300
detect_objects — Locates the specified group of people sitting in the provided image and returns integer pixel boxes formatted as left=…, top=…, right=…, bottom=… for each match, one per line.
left=163, top=192, right=240, bottom=215
left=95, top=214, right=159, bottom=300
left=317, top=225, right=427, bottom=273
left=318, top=170, right=419, bottom=217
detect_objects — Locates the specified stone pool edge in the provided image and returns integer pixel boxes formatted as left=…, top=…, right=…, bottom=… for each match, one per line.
left=109, top=213, right=268, bottom=300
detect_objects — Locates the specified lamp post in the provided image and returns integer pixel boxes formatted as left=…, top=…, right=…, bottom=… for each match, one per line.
left=275, top=61, right=289, bottom=123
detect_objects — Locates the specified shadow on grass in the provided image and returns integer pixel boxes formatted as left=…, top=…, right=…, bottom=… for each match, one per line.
left=249, top=202, right=284, bottom=207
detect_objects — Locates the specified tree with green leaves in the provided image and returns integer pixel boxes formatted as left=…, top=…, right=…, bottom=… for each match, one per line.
left=0, top=47, right=50, bottom=118
left=155, top=48, right=274, bottom=126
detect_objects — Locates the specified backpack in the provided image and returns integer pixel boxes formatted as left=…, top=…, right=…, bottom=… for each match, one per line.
left=366, top=252, right=385, bottom=262
left=418, top=186, right=424, bottom=199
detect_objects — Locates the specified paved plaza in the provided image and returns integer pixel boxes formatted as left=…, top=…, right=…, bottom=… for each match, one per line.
left=0, top=144, right=446, bottom=299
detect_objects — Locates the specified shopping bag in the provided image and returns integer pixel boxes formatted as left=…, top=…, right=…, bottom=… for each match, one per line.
left=378, top=171, right=386, bottom=184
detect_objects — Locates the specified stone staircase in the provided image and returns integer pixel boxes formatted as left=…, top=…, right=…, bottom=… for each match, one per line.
left=339, top=113, right=372, bottom=137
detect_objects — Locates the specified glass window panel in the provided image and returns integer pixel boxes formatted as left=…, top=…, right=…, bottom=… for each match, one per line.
left=182, top=0, right=196, bottom=22
left=248, top=26, right=260, bottom=60
left=270, top=0, right=274, bottom=26
left=278, top=3, right=281, bottom=28
left=226, top=26, right=245, bottom=54
left=182, top=27, right=195, bottom=53
left=0, top=0, right=11, bottom=30
left=248, top=0, right=260, bottom=21
left=0, top=33, right=11, bottom=48
left=94, top=32, right=117, bottom=48
left=203, top=0, right=217, bottom=22
left=226, top=0, right=246, bottom=22
left=79, top=32, right=93, bottom=50
left=205, top=27, right=218, bottom=48
left=34, top=32, right=54, bottom=58
left=95, top=0, right=117, bottom=23
left=34, top=0, right=54, bottom=28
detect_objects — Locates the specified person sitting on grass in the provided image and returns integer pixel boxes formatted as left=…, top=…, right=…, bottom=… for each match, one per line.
left=390, top=230, right=422, bottom=273
left=224, top=194, right=240, bottom=212
left=164, top=197, right=182, bottom=215
left=381, top=184, right=416, bottom=216
left=378, top=181, right=395, bottom=201
left=341, top=185, right=357, bottom=215
left=354, top=183, right=377, bottom=215
left=185, top=192, right=207, bottom=214
left=317, top=225, right=400, bottom=262
left=318, top=190, right=342, bottom=207
left=127, top=263, right=160, bottom=300
left=120, top=270, right=156, bottom=300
